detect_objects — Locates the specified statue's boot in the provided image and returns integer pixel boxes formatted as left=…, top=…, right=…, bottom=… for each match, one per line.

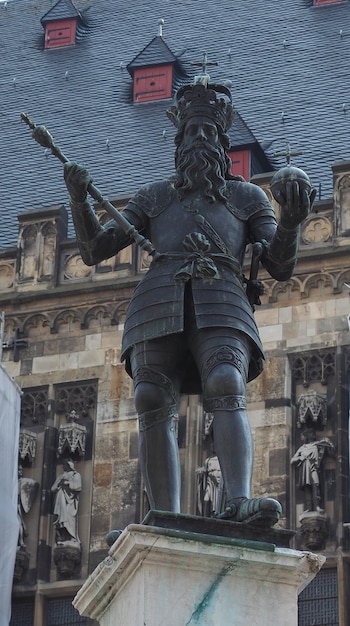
left=217, top=496, right=282, bottom=527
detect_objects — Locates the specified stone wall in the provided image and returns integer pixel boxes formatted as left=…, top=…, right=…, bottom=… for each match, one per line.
left=2, top=167, right=350, bottom=621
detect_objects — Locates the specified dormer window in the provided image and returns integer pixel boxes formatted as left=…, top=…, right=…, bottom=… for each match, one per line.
left=228, top=149, right=251, bottom=181
left=41, top=0, right=83, bottom=50
left=127, top=24, right=179, bottom=103
left=132, top=64, right=173, bottom=103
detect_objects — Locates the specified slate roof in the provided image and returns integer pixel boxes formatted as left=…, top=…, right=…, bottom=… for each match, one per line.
left=1, top=0, right=350, bottom=250
left=127, top=36, right=177, bottom=73
left=41, top=0, right=82, bottom=25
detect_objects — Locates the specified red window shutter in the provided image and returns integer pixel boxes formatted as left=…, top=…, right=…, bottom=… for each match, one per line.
left=133, top=65, right=173, bottom=103
left=45, top=19, right=77, bottom=49
left=228, top=150, right=251, bottom=181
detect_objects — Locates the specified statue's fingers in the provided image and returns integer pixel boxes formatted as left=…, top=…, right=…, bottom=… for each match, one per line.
left=309, top=187, right=317, bottom=208
left=272, top=188, right=286, bottom=206
left=286, top=180, right=299, bottom=207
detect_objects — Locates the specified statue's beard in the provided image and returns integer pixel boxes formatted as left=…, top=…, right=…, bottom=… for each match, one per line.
left=175, top=142, right=228, bottom=203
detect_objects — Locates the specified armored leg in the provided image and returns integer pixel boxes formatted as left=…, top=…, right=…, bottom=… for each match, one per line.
left=132, top=360, right=183, bottom=512
left=197, top=341, right=281, bottom=525
left=202, top=348, right=253, bottom=506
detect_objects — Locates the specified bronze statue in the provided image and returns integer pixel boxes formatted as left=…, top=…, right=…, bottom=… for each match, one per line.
left=62, top=82, right=315, bottom=526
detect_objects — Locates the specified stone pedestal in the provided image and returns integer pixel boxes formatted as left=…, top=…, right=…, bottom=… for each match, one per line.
left=74, top=516, right=325, bottom=626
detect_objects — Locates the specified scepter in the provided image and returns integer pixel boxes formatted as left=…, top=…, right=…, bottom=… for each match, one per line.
left=20, top=113, right=157, bottom=258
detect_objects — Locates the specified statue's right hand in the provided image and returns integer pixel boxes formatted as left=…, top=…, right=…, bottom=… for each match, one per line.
left=64, top=161, right=93, bottom=203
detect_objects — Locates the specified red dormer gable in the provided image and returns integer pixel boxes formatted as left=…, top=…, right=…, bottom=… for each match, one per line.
left=127, top=35, right=177, bottom=103
left=228, top=149, right=251, bottom=181
left=41, top=0, right=82, bottom=49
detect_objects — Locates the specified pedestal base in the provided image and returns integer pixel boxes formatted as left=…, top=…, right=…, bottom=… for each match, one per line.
left=74, top=521, right=325, bottom=626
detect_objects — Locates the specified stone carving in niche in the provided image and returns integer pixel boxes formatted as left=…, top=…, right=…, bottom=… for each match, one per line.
left=55, top=381, right=97, bottom=417
left=51, top=459, right=82, bottom=578
left=40, top=222, right=56, bottom=280
left=196, top=454, right=224, bottom=517
left=19, top=429, right=37, bottom=465
left=0, top=261, right=15, bottom=290
left=297, top=390, right=327, bottom=429
left=20, top=387, right=48, bottom=426
left=14, top=465, right=40, bottom=584
left=57, top=409, right=86, bottom=459
left=18, top=224, right=38, bottom=281
left=291, top=428, right=334, bottom=550
left=301, top=216, right=332, bottom=244
left=334, top=172, right=350, bottom=234
left=290, top=351, right=335, bottom=387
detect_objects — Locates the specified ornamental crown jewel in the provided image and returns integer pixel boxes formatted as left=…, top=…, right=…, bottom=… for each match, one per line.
left=166, top=82, right=235, bottom=133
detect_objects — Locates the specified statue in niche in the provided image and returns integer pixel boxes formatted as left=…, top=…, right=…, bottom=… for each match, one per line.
left=63, top=78, right=315, bottom=527
left=196, top=454, right=224, bottom=517
left=51, top=460, right=82, bottom=544
left=291, top=429, right=334, bottom=512
left=17, top=465, right=39, bottom=548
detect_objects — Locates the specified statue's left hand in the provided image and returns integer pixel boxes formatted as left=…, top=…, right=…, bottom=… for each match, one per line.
left=273, top=181, right=316, bottom=230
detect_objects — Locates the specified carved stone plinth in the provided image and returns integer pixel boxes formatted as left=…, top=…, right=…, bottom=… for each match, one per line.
left=299, top=510, right=329, bottom=550
left=53, top=541, right=81, bottom=579
left=73, top=521, right=325, bottom=626
left=13, top=547, right=30, bottom=584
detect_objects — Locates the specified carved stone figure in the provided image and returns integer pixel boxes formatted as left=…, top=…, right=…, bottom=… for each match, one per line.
left=291, top=429, right=334, bottom=512
left=63, top=80, right=314, bottom=526
left=17, top=466, right=39, bottom=548
left=51, top=460, right=81, bottom=544
left=196, top=455, right=224, bottom=517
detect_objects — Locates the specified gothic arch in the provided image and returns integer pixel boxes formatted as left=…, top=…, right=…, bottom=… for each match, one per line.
left=269, top=277, right=302, bottom=303
left=301, top=273, right=334, bottom=298
left=23, top=312, right=52, bottom=337
left=52, top=309, right=83, bottom=334
left=82, top=305, right=112, bottom=329
left=112, top=300, right=130, bottom=325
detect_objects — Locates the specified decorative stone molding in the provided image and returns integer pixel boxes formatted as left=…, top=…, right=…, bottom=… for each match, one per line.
left=21, top=387, right=49, bottom=426
left=333, top=162, right=350, bottom=235
left=301, top=216, right=332, bottom=244
left=53, top=542, right=81, bottom=579
left=57, top=410, right=86, bottom=458
left=19, top=429, right=37, bottom=464
left=299, top=510, right=329, bottom=551
left=17, top=205, right=67, bottom=285
left=0, top=261, right=15, bottom=290
left=63, top=252, right=92, bottom=280
left=290, top=350, right=335, bottom=387
left=297, top=390, right=327, bottom=428
left=55, top=381, right=97, bottom=417
left=13, top=547, right=30, bottom=584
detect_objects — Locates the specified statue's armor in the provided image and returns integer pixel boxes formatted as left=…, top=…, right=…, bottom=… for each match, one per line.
left=115, top=178, right=279, bottom=387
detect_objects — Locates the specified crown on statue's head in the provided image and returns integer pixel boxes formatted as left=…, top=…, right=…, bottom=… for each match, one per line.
left=166, top=82, right=235, bottom=133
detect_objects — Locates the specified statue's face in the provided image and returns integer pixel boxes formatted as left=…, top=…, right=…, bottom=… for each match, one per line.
left=183, top=117, right=219, bottom=150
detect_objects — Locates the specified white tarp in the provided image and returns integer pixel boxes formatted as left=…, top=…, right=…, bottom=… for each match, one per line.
left=0, top=365, right=21, bottom=626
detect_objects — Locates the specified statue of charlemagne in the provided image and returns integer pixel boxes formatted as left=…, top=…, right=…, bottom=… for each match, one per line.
left=63, top=81, right=315, bottom=526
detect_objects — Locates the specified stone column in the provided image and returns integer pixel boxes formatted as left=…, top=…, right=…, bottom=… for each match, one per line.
left=73, top=521, right=325, bottom=626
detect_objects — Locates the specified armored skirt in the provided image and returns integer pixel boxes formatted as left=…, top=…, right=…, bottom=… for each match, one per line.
left=121, top=254, right=264, bottom=393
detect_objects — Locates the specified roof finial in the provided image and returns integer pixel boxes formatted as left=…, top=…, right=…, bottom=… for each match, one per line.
left=158, top=18, right=164, bottom=37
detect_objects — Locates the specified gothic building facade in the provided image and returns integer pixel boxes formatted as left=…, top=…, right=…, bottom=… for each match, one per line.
left=2, top=0, right=350, bottom=624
